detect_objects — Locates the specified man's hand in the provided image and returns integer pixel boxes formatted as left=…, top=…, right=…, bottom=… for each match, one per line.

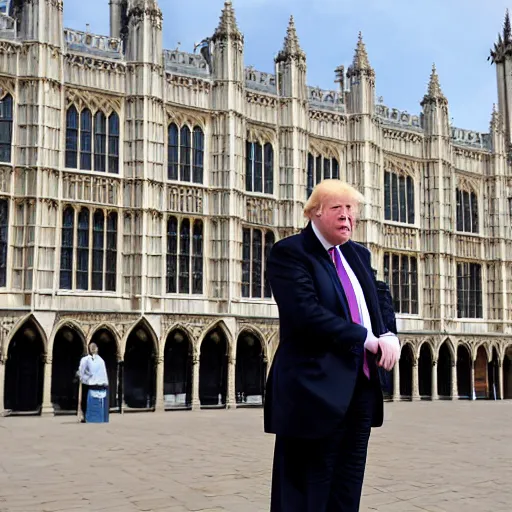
left=363, top=331, right=379, bottom=355
left=376, top=333, right=400, bottom=371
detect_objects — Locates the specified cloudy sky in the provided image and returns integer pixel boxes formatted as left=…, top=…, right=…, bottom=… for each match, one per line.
left=64, top=0, right=509, bottom=132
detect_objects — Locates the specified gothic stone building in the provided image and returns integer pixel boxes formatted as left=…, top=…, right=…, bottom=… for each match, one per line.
left=0, top=0, right=511, bottom=416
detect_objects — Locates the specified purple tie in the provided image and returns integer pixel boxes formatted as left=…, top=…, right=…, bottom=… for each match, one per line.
left=328, top=247, right=370, bottom=379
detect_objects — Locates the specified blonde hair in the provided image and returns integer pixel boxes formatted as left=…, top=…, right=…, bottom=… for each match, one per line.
left=304, top=179, right=365, bottom=219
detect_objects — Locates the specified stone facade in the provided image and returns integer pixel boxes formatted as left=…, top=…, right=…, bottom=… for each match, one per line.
left=0, top=1, right=511, bottom=416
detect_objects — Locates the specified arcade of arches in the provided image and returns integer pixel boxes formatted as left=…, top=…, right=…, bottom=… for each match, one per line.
left=1, top=317, right=512, bottom=415
left=0, top=316, right=270, bottom=415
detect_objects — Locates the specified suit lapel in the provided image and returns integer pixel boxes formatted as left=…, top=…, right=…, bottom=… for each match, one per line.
left=340, top=241, right=385, bottom=335
left=301, top=223, right=351, bottom=319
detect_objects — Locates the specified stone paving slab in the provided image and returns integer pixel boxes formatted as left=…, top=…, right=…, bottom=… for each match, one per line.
left=0, top=401, right=511, bottom=511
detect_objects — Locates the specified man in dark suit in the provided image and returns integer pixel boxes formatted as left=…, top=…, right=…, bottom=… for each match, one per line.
left=265, top=180, right=400, bottom=512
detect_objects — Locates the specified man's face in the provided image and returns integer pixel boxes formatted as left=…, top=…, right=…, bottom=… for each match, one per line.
left=89, top=343, right=98, bottom=355
left=315, top=193, right=357, bottom=246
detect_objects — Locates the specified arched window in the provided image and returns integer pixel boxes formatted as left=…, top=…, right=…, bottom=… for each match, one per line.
left=264, top=143, right=273, bottom=194
left=180, top=126, right=191, bottom=182
left=80, top=109, right=92, bottom=170
left=94, top=112, right=107, bottom=172
left=0, top=94, right=13, bottom=163
left=456, top=188, right=478, bottom=234
left=106, top=212, right=117, bottom=291
left=246, top=141, right=273, bottom=194
left=92, top=210, right=105, bottom=290
left=384, top=170, right=415, bottom=224
left=166, top=216, right=178, bottom=293
left=306, top=153, right=340, bottom=197
left=457, top=262, right=482, bottom=318
left=242, top=227, right=276, bottom=299
left=307, top=153, right=314, bottom=198
left=192, top=127, right=204, bottom=184
left=65, top=106, right=79, bottom=169
left=179, top=219, right=190, bottom=293
left=192, top=220, right=203, bottom=294
left=0, top=198, right=9, bottom=287
left=108, top=113, right=120, bottom=174
left=383, top=253, right=419, bottom=314
left=264, top=231, right=275, bottom=298
left=168, top=123, right=179, bottom=181
left=59, top=207, right=74, bottom=290
left=76, top=208, right=90, bottom=290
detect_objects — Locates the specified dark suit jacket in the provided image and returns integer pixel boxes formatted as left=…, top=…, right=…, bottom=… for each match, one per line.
left=264, top=222, right=387, bottom=439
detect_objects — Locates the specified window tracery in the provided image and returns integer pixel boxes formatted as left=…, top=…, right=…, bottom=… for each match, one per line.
left=167, top=123, right=204, bottom=183
left=306, top=152, right=339, bottom=198
left=242, top=227, right=275, bottom=299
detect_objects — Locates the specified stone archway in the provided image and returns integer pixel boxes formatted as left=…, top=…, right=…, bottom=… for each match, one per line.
left=90, top=328, right=119, bottom=410
left=4, top=321, right=45, bottom=413
left=123, top=323, right=157, bottom=410
left=437, top=342, right=452, bottom=399
left=419, top=343, right=433, bottom=399
left=456, top=345, right=472, bottom=399
left=235, top=331, right=266, bottom=407
left=504, top=346, right=512, bottom=399
left=164, top=329, right=193, bottom=409
left=199, top=329, right=228, bottom=408
left=51, top=326, right=85, bottom=413
left=488, top=347, right=500, bottom=400
left=474, top=346, right=489, bottom=399
left=399, top=344, right=413, bottom=399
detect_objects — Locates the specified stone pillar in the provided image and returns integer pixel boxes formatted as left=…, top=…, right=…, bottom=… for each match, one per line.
left=471, top=360, right=476, bottom=400
left=498, top=361, right=504, bottom=400
left=412, top=360, right=420, bottom=400
left=154, top=356, right=165, bottom=412
left=0, top=359, right=5, bottom=415
left=451, top=361, right=458, bottom=400
left=191, top=355, right=200, bottom=410
left=392, top=366, right=400, bottom=401
left=226, top=355, right=236, bottom=409
left=432, top=360, right=438, bottom=400
left=41, top=355, right=53, bottom=415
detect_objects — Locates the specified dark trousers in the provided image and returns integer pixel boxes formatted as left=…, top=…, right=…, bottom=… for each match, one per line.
left=80, top=384, right=88, bottom=416
left=270, top=373, right=375, bottom=512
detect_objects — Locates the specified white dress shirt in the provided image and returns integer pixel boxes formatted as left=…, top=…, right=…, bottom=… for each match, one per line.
left=78, top=354, right=109, bottom=387
left=311, top=222, right=376, bottom=341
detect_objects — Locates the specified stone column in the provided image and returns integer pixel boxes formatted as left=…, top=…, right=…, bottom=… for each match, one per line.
left=412, top=360, right=420, bottom=400
left=392, top=366, right=400, bottom=401
left=451, top=361, right=458, bottom=400
left=498, top=361, right=504, bottom=400
left=0, top=358, right=5, bottom=415
left=154, top=356, right=165, bottom=412
left=471, top=360, right=476, bottom=400
left=226, top=355, right=236, bottom=409
left=191, top=355, right=200, bottom=410
left=41, top=355, right=54, bottom=415
left=431, top=360, right=438, bottom=400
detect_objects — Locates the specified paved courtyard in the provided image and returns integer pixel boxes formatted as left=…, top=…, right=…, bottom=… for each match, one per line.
left=0, top=401, right=511, bottom=512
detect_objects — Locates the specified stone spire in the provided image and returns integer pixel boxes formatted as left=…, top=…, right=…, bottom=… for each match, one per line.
left=275, top=15, right=306, bottom=64
left=490, top=103, right=503, bottom=131
left=212, top=1, right=243, bottom=42
left=489, top=9, right=512, bottom=64
left=346, top=32, right=374, bottom=80
left=421, top=64, right=447, bottom=106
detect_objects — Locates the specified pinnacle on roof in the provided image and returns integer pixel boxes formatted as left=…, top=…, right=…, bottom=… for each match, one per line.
left=489, top=9, right=512, bottom=64
left=490, top=103, right=503, bottom=130
left=504, top=9, right=511, bottom=43
left=275, top=15, right=306, bottom=63
left=212, top=1, right=243, bottom=43
left=421, top=63, right=448, bottom=107
left=352, top=32, right=371, bottom=70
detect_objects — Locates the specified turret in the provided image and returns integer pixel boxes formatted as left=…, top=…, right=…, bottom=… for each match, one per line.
left=211, top=0, right=244, bottom=83
left=346, top=33, right=375, bottom=115
left=125, top=0, right=162, bottom=64
left=275, top=16, right=306, bottom=100
left=420, top=64, right=450, bottom=137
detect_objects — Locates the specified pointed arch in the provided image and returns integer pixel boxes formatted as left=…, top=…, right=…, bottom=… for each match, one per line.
left=123, top=319, right=158, bottom=410
left=4, top=316, right=47, bottom=413
left=87, top=323, right=121, bottom=356
left=474, top=345, right=489, bottom=399
left=399, top=343, right=414, bottom=399
left=164, top=327, right=193, bottom=409
left=418, top=341, right=433, bottom=398
left=198, top=319, right=234, bottom=354
left=456, top=343, right=472, bottom=399
left=199, top=324, right=229, bottom=408
left=437, top=340, right=453, bottom=399
left=51, top=323, right=86, bottom=413
left=504, top=344, right=512, bottom=400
